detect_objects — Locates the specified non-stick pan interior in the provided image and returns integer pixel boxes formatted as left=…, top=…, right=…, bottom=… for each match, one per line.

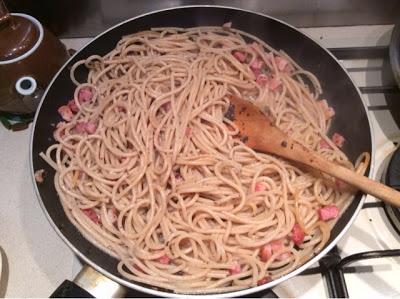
left=390, top=24, right=400, bottom=88
left=31, top=6, right=372, bottom=295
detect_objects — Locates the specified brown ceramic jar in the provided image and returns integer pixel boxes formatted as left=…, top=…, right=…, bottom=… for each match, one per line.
left=0, top=2, right=69, bottom=114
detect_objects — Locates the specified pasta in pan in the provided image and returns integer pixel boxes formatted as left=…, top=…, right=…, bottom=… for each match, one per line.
left=39, top=26, right=369, bottom=293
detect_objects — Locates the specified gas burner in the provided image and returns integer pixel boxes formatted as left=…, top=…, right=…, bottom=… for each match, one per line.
left=384, top=146, right=400, bottom=235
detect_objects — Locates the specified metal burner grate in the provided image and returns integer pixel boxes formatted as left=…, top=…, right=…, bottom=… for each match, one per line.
left=298, top=45, right=400, bottom=299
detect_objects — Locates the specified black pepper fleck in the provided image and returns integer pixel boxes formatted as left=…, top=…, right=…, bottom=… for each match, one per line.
left=281, top=141, right=287, bottom=147
left=240, top=135, right=249, bottom=143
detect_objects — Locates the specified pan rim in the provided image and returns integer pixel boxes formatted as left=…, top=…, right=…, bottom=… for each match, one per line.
left=389, top=23, right=400, bottom=88
left=29, top=4, right=376, bottom=298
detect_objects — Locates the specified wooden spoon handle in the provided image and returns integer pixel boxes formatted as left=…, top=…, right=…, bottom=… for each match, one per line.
left=311, top=154, right=400, bottom=207
left=227, top=94, right=400, bottom=206
left=256, top=127, right=400, bottom=207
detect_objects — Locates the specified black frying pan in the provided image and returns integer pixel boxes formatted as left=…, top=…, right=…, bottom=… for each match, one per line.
left=30, top=6, right=373, bottom=297
left=390, top=23, right=400, bottom=88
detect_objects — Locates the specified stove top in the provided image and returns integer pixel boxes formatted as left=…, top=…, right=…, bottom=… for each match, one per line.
left=384, top=147, right=400, bottom=237
left=0, top=25, right=399, bottom=298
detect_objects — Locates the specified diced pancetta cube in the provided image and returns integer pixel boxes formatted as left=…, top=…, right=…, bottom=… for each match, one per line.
left=85, top=122, right=97, bottom=134
left=319, top=139, right=332, bottom=149
left=332, top=132, right=345, bottom=148
left=75, top=121, right=97, bottom=134
left=318, top=99, right=335, bottom=119
left=34, top=169, right=46, bottom=184
left=229, top=260, right=241, bottom=275
left=233, top=51, right=246, bottom=62
left=222, top=21, right=232, bottom=28
left=75, top=122, right=86, bottom=133
left=68, top=99, right=79, bottom=113
left=259, top=239, right=283, bottom=262
left=158, top=254, right=171, bottom=264
left=318, top=205, right=339, bottom=221
left=58, top=105, right=73, bottom=121
left=275, top=56, right=289, bottom=71
left=291, top=223, right=305, bottom=245
left=257, top=276, right=272, bottom=286
left=250, top=58, right=263, bottom=71
left=82, top=208, right=100, bottom=224
left=255, top=182, right=266, bottom=192
left=78, top=87, right=93, bottom=103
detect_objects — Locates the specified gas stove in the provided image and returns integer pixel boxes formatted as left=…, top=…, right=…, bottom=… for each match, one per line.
left=0, top=24, right=399, bottom=298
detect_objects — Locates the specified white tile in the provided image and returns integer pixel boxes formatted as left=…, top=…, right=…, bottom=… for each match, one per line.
left=348, top=69, right=384, bottom=87
left=61, top=38, right=92, bottom=51
left=300, top=25, right=394, bottom=48
left=341, top=59, right=384, bottom=70
left=363, top=94, right=388, bottom=107
left=0, top=125, right=79, bottom=297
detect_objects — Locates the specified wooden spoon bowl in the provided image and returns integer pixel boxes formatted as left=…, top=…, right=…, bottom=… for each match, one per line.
left=228, top=94, right=400, bottom=207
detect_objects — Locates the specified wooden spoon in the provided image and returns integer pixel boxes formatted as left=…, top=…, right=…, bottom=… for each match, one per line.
left=228, top=94, right=400, bottom=207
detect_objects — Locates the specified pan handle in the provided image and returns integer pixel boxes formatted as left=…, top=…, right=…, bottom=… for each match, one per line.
left=50, top=280, right=93, bottom=298
left=50, top=265, right=127, bottom=298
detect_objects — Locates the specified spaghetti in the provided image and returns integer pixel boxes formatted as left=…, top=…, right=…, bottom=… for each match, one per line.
left=40, top=26, right=369, bottom=293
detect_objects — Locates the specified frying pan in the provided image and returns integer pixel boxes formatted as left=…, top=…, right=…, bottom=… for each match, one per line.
left=390, top=23, right=400, bottom=88
left=30, top=5, right=374, bottom=297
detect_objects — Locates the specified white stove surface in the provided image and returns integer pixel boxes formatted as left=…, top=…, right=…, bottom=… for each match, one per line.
left=0, top=25, right=399, bottom=298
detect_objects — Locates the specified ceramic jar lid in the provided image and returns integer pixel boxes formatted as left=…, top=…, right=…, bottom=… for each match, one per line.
left=0, top=1, right=39, bottom=62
